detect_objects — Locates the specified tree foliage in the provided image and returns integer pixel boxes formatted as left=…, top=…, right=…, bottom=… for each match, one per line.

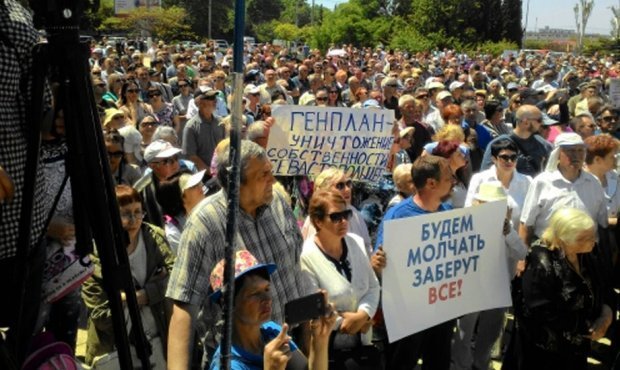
left=85, top=0, right=541, bottom=54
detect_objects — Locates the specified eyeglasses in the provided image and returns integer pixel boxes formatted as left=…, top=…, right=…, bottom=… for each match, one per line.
left=329, top=90, right=338, bottom=94
left=416, top=94, right=428, bottom=99
left=385, top=84, right=398, bottom=88
left=113, top=115, right=125, bottom=120
left=120, top=210, right=146, bottom=223
left=126, top=89, right=139, bottom=93
left=327, top=209, right=353, bottom=223
left=148, top=91, right=162, bottom=98
left=334, top=179, right=353, bottom=190
left=179, top=83, right=189, bottom=88
left=140, top=120, right=158, bottom=127
left=601, top=116, right=618, bottom=122
left=316, top=97, right=328, bottom=101
left=497, top=154, right=518, bottom=162
left=107, top=151, right=124, bottom=158
left=153, top=156, right=178, bottom=166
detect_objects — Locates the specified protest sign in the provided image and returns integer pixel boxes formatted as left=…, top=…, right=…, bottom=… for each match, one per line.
left=267, top=105, right=395, bottom=182
left=382, top=200, right=510, bottom=343
left=609, top=78, right=620, bottom=109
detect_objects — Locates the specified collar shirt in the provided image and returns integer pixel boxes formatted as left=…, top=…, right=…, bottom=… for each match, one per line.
left=166, top=189, right=310, bottom=322
left=465, top=166, right=532, bottom=228
left=520, top=169, right=608, bottom=238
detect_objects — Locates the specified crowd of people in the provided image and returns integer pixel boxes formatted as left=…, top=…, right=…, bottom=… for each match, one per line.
left=3, top=10, right=620, bottom=368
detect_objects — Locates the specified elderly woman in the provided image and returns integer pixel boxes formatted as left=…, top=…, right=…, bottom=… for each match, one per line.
left=465, top=138, right=532, bottom=229
left=104, top=129, right=141, bottom=186
left=388, top=163, right=414, bottom=209
left=82, top=185, right=175, bottom=368
left=301, top=190, right=380, bottom=369
left=513, top=208, right=613, bottom=370
left=209, top=250, right=336, bottom=370
left=301, top=168, right=372, bottom=255
left=393, top=126, right=414, bottom=167
left=155, top=170, right=206, bottom=253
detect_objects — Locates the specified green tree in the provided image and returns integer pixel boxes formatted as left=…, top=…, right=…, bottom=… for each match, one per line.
left=501, top=0, right=523, bottom=47
left=120, top=6, right=195, bottom=40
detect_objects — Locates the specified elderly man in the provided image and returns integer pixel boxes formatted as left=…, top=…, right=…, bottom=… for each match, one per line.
left=461, top=99, right=494, bottom=150
left=374, top=155, right=456, bottom=370
left=519, top=132, right=608, bottom=245
left=398, top=94, right=434, bottom=163
left=481, top=105, right=553, bottom=177
left=166, top=140, right=310, bottom=370
left=182, top=89, right=225, bottom=172
left=134, top=140, right=183, bottom=227
left=258, top=69, right=288, bottom=105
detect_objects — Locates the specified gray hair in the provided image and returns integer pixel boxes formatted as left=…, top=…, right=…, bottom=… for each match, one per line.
left=152, top=125, right=178, bottom=144
left=460, top=99, right=477, bottom=112
left=247, top=121, right=268, bottom=142
left=216, top=139, right=267, bottom=188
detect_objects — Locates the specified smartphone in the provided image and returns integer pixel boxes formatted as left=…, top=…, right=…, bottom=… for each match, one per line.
left=284, top=292, right=327, bottom=326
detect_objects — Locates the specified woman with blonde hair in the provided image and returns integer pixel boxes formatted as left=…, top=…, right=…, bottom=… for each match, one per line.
left=301, top=168, right=372, bottom=255
left=512, top=208, right=613, bottom=370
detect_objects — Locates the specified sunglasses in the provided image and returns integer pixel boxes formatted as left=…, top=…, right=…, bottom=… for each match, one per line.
left=140, top=120, right=158, bottom=127
left=96, top=83, right=106, bottom=87
left=497, top=154, right=518, bottom=162
left=329, top=90, right=338, bottom=94
left=148, top=92, right=162, bottom=98
left=335, top=179, right=353, bottom=190
left=416, top=94, right=429, bottom=99
left=113, top=115, right=125, bottom=120
left=120, top=211, right=146, bottom=223
left=107, top=151, right=124, bottom=158
left=179, top=83, right=189, bottom=88
left=153, top=156, right=178, bottom=166
left=328, top=209, right=353, bottom=223
left=126, top=89, right=139, bottom=93
left=316, top=97, right=328, bottom=101
left=601, top=116, right=618, bottom=122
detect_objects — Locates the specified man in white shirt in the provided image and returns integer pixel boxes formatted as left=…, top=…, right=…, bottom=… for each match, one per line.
left=519, top=133, right=608, bottom=245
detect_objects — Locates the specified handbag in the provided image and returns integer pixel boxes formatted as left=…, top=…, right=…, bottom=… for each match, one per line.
left=91, top=336, right=166, bottom=370
left=329, top=332, right=381, bottom=370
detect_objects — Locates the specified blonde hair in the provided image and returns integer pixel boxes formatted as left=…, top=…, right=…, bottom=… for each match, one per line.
left=314, top=167, right=346, bottom=190
left=432, top=124, right=465, bottom=143
left=393, top=163, right=413, bottom=192
left=541, top=208, right=595, bottom=250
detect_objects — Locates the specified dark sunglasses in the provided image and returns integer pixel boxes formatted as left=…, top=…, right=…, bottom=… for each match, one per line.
left=335, top=179, right=353, bottom=190
left=316, top=97, right=328, bottom=101
left=601, top=116, right=618, bottom=122
left=107, top=151, right=124, bottom=158
left=148, top=91, right=162, bottom=98
left=178, top=83, right=189, bottom=88
left=328, top=209, right=353, bottom=223
left=497, top=154, right=518, bottom=162
left=329, top=90, right=338, bottom=94
left=126, top=89, right=139, bottom=93
left=140, top=120, right=158, bottom=127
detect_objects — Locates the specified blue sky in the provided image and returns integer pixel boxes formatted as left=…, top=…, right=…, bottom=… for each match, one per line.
left=321, top=0, right=618, bottom=35
left=523, top=0, right=617, bottom=34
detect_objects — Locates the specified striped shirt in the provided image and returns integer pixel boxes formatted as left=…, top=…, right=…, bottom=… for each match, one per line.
left=166, top=189, right=311, bottom=324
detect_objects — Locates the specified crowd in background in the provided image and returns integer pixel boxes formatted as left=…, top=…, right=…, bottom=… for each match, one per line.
left=15, top=32, right=620, bottom=369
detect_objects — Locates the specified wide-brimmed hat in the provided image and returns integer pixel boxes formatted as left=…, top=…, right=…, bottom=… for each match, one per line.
left=473, top=181, right=507, bottom=202
left=210, top=250, right=277, bottom=302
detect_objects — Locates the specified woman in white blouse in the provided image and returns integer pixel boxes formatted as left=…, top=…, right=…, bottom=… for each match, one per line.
left=301, top=190, right=380, bottom=369
left=301, top=168, right=372, bottom=255
left=465, top=138, right=532, bottom=228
